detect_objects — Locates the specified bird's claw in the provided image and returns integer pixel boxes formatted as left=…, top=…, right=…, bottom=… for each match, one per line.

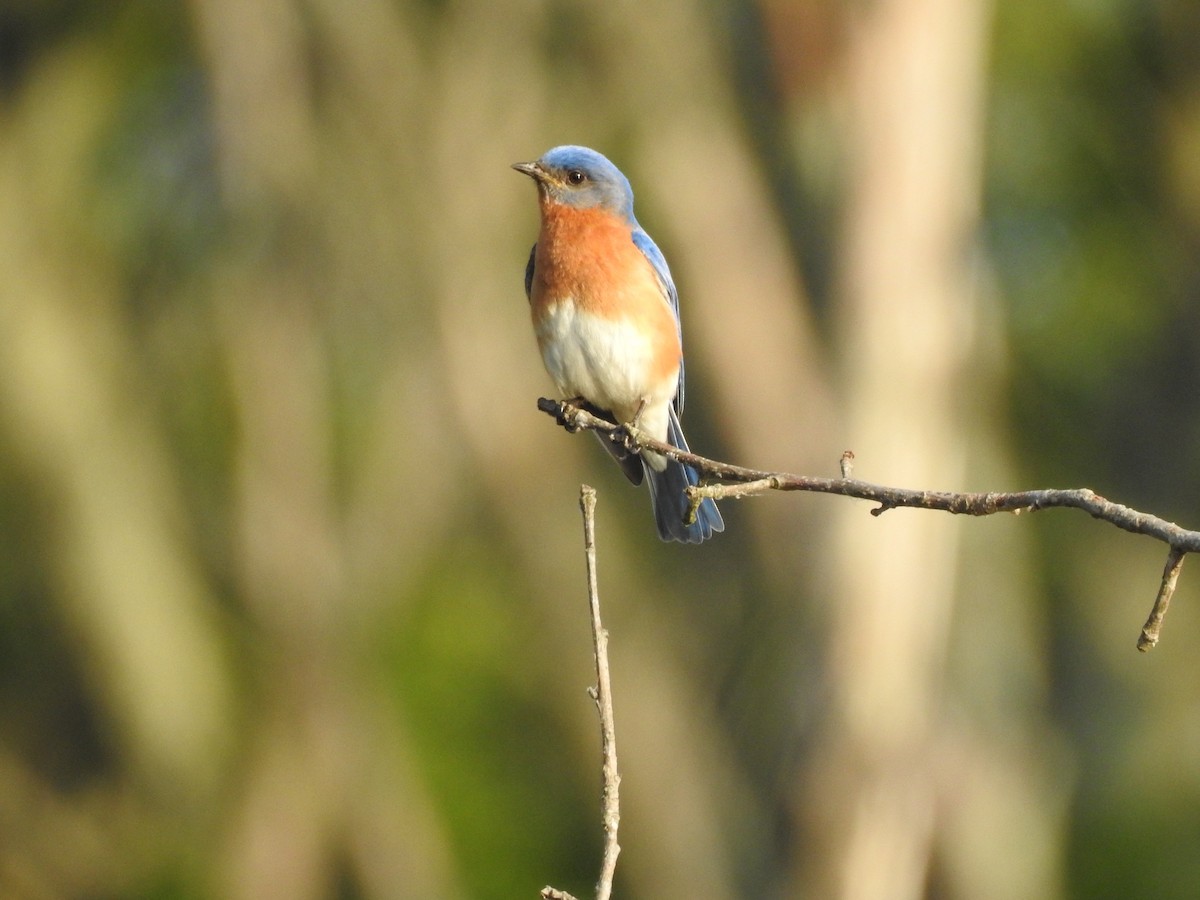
left=555, top=398, right=581, bottom=432
left=611, top=423, right=640, bottom=455
left=558, top=396, right=603, bottom=432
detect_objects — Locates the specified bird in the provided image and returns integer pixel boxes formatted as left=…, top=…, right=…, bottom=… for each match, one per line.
left=513, top=145, right=724, bottom=543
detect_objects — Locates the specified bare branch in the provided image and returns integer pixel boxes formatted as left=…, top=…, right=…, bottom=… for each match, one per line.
left=1138, top=548, right=1186, bottom=652
left=541, top=485, right=622, bottom=900
left=538, top=398, right=1197, bottom=650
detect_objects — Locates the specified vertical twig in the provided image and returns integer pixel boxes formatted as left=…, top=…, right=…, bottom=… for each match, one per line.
left=1138, top=547, right=1186, bottom=651
left=581, top=485, right=622, bottom=899
left=541, top=485, right=622, bottom=900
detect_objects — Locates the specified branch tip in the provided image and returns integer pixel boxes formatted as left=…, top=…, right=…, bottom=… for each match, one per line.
left=840, top=450, right=855, bottom=479
left=1138, top=547, right=1186, bottom=652
left=568, top=484, right=622, bottom=899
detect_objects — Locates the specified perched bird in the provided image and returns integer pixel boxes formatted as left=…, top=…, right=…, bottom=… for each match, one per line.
left=513, top=145, right=724, bottom=543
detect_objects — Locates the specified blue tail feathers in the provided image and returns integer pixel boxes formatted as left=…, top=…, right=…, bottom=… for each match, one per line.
left=646, top=409, right=723, bottom=543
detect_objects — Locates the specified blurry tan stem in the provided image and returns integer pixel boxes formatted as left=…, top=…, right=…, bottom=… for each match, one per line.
left=541, top=486, right=621, bottom=900
left=540, top=398, right=1197, bottom=649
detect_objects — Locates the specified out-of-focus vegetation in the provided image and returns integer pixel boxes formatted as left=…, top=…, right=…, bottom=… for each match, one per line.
left=1, top=1, right=1199, bottom=898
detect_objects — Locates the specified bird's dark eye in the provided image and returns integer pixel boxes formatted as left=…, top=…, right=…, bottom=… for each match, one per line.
left=566, top=169, right=586, bottom=185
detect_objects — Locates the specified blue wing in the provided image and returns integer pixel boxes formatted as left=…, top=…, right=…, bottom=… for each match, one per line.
left=630, top=228, right=685, bottom=415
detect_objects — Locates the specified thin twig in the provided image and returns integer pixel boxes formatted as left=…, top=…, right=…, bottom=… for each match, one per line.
left=1138, top=547, right=1186, bottom=652
left=539, top=397, right=1196, bottom=649
left=582, top=486, right=622, bottom=900
left=541, top=485, right=621, bottom=900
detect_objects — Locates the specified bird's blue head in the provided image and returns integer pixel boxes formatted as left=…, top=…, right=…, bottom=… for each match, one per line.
left=512, top=145, right=636, bottom=222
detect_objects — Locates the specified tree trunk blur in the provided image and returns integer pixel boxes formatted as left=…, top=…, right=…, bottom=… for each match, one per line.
left=794, top=0, right=994, bottom=896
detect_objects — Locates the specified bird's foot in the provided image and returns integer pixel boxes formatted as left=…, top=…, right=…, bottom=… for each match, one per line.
left=556, top=397, right=587, bottom=432
left=629, top=398, right=648, bottom=429
left=611, top=423, right=640, bottom=456
left=556, top=397, right=613, bottom=433
left=613, top=399, right=650, bottom=452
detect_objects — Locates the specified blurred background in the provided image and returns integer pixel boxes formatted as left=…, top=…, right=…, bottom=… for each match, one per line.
left=2, top=0, right=1200, bottom=897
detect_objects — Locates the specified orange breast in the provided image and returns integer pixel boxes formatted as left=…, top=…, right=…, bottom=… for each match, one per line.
left=530, top=203, right=681, bottom=385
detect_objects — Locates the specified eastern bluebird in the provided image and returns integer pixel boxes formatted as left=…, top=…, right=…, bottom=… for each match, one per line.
left=513, top=145, right=724, bottom=543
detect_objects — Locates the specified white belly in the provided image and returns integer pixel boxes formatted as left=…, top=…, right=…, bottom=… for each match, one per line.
left=535, top=300, right=677, bottom=434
